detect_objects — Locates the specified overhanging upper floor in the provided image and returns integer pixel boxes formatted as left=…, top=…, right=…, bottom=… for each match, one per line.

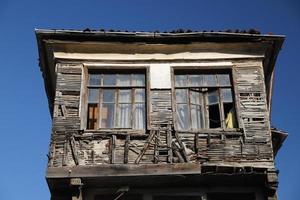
left=35, top=29, right=285, bottom=115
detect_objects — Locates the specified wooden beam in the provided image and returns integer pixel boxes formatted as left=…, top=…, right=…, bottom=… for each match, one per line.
left=172, top=141, right=184, bottom=163
left=62, top=140, right=68, bottom=166
left=135, top=130, right=156, bottom=164
left=47, top=163, right=201, bottom=178
left=70, top=137, right=79, bottom=165
left=167, top=129, right=172, bottom=163
left=124, top=135, right=130, bottom=164
left=174, top=132, right=190, bottom=162
left=111, top=135, right=116, bottom=164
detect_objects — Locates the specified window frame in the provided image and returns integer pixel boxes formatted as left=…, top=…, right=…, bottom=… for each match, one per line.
left=171, top=66, right=240, bottom=132
left=80, top=65, right=150, bottom=132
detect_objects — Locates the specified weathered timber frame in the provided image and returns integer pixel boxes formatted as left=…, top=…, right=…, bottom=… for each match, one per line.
left=35, top=29, right=287, bottom=200
left=80, top=64, right=151, bottom=133
left=170, top=64, right=241, bottom=133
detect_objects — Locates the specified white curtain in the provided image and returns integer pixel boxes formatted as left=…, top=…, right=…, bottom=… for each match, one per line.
left=133, top=103, right=145, bottom=129
left=118, top=104, right=131, bottom=128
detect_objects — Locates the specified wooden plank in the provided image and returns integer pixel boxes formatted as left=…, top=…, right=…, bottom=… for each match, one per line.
left=47, top=163, right=201, bottom=178
left=154, top=130, right=160, bottom=164
left=111, top=135, right=116, bottom=164
left=194, top=133, right=199, bottom=154
left=62, top=140, right=68, bottom=166
left=172, top=141, right=184, bottom=163
left=167, top=129, right=172, bottom=163
left=61, top=105, right=68, bottom=117
left=70, top=137, right=79, bottom=165
left=124, top=135, right=130, bottom=164
left=135, top=130, right=156, bottom=164
left=174, top=132, right=189, bottom=162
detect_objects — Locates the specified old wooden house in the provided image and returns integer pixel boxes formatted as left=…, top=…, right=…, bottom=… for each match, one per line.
left=36, top=29, right=287, bottom=200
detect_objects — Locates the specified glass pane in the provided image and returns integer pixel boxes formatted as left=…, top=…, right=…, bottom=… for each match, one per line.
left=103, top=89, right=115, bottom=103
left=89, top=74, right=101, bottom=85
left=103, top=74, right=116, bottom=85
left=119, top=89, right=131, bottom=103
left=190, top=90, right=202, bottom=104
left=221, top=88, right=233, bottom=102
left=133, top=103, right=145, bottom=129
left=175, top=75, right=188, bottom=87
left=132, top=74, right=145, bottom=86
left=135, top=89, right=145, bottom=102
left=191, top=105, right=204, bottom=129
left=117, top=74, right=131, bottom=86
left=176, top=104, right=189, bottom=130
left=189, top=75, right=203, bottom=86
left=217, top=74, right=231, bottom=86
left=100, top=103, right=115, bottom=128
left=175, top=89, right=188, bottom=103
left=203, top=74, right=217, bottom=86
left=117, top=104, right=132, bottom=128
left=88, top=89, right=99, bottom=103
left=208, top=90, right=219, bottom=105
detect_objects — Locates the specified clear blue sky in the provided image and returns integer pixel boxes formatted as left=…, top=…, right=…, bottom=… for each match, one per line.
left=0, top=0, right=299, bottom=199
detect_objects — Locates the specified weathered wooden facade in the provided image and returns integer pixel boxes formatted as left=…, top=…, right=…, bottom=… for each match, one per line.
left=36, top=29, right=287, bottom=200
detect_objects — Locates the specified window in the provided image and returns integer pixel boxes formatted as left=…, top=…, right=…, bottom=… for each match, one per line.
left=174, top=70, right=237, bottom=131
left=87, top=70, right=146, bottom=130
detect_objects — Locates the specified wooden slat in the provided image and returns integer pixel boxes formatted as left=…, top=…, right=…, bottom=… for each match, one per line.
left=124, top=135, right=130, bottom=164
left=135, top=130, right=156, bottom=164
left=70, top=137, right=79, bottom=165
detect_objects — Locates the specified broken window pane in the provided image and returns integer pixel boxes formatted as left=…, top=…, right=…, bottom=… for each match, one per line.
left=132, top=74, right=145, bottom=86
left=103, top=89, right=115, bottom=103
left=88, top=89, right=99, bottom=103
left=133, top=103, right=145, bottom=129
left=174, top=71, right=236, bottom=130
left=176, top=104, right=189, bottom=130
left=103, top=74, right=116, bottom=85
left=217, top=74, right=231, bottom=86
left=176, top=89, right=188, bottom=103
left=208, top=90, right=219, bottom=105
left=175, top=75, right=188, bottom=87
left=117, top=104, right=132, bottom=128
left=209, top=104, right=221, bottom=128
left=208, top=90, right=221, bottom=128
left=117, top=74, right=131, bottom=86
left=89, top=74, right=101, bottom=85
left=101, top=103, right=115, bottom=128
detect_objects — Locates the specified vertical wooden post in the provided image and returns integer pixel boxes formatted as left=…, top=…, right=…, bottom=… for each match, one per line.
left=167, top=128, right=172, bottom=163
left=194, top=133, right=199, bottom=154
left=111, top=135, right=116, bottom=164
left=124, top=135, right=130, bottom=164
